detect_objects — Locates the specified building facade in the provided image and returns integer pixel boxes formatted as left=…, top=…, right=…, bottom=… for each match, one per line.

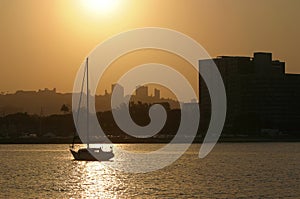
left=199, top=52, right=300, bottom=136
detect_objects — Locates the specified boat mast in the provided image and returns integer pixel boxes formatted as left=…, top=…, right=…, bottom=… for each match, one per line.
left=71, top=60, right=87, bottom=149
left=86, top=57, right=90, bottom=149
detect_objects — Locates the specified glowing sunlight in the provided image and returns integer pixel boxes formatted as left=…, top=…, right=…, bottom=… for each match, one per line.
left=80, top=0, right=119, bottom=14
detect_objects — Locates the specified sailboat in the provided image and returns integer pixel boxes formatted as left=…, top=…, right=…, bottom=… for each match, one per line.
left=70, top=57, right=114, bottom=161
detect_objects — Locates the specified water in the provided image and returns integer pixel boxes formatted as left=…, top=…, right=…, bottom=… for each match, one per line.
left=0, top=143, right=299, bottom=198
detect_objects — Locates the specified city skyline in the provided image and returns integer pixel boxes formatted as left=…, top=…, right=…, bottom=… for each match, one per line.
left=0, top=83, right=175, bottom=100
left=0, top=83, right=180, bottom=116
left=1, top=51, right=297, bottom=117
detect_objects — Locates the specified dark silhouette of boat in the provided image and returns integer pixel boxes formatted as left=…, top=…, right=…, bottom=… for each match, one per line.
left=70, top=147, right=114, bottom=161
left=70, top=57, right=114, bottom=161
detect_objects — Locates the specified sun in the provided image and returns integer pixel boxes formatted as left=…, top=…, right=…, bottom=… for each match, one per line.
left=81, top=0, right=119, bottom=14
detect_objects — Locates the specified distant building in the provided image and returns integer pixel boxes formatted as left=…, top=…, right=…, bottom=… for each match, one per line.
left=154, top=88, right=160, bottom=100
left=111, top=83, right=125, bottom=109
left=199, top=52, right=300, bottom=136
left=129, top=85, right=179, bottom=109
left=38, top=88, right=57, bottom=94
left=111, top=84, right=124, bottom=98
left=136, top=85, right=148, bottom=100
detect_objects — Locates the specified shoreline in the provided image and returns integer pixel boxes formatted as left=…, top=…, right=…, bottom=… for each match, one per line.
left=0, top=137, right=299, bottom=144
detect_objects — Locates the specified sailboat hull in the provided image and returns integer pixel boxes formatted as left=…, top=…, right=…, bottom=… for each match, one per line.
left=70, top=148, right=114, bottom=161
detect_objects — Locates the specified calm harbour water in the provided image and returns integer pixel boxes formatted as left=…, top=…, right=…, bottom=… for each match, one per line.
left=0, top=143, right=299, bottom=198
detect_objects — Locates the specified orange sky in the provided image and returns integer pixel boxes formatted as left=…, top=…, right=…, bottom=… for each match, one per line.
left=0, top=0, right=299, bottom=97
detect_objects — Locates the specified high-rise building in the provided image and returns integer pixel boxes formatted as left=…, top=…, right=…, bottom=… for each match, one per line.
left=199, top=52, right=300, bottom=136
left=136, top=85, right=148, bottom=100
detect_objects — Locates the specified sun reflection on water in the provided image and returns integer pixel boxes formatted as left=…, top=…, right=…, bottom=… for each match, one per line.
left=70, top=160, right=122, bottom=198
left=67, top=144, right=169, bottom=198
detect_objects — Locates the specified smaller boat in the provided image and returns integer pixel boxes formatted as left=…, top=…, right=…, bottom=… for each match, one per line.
left=70, top=57, right=114, bottom=161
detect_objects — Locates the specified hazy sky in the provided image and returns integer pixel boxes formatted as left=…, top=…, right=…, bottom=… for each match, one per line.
left=0, top=0, right=299, bottom=96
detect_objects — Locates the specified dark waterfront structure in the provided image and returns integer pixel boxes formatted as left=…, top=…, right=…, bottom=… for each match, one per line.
left=199, top=52, right=300, bottom=137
